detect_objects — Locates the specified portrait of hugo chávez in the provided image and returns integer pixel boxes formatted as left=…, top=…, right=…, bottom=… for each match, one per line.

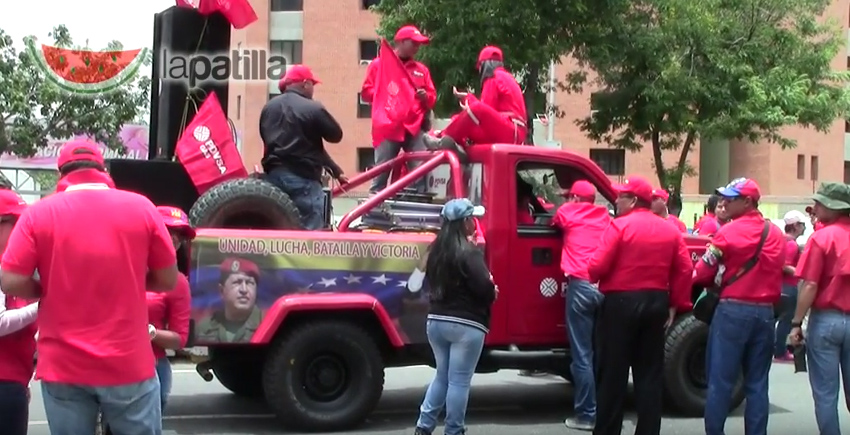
left=195, top=257, right=265, bottom=344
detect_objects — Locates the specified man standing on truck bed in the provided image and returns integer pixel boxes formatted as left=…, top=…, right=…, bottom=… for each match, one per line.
left=587, top=175, right=693, bottom=435
left=0, top=140, right=179, bottom=435
left=692, top=178, right=785, bottom=435
left=260, top=65, right=347, bottom=230
left=551, top=180, right=610, bottom=431
left=196, top=257, right=263, bottom=343
left=361, top=25, right=436, bottom=194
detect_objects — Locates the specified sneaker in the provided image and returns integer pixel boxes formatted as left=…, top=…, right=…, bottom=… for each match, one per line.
left=564, top=417, right=595, bottom=431
left=413, top=427, right=431, bottom=435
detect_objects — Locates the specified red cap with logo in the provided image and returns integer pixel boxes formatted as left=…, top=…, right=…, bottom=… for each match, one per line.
left=568, top=180, right=596, bottom=200
left=57, top=140, right=105, bottom=169
left=477, top=45, right=504, bottom=68
left=394, top=25, right=430, bottom=44
left=651, top=189, right=670, bottom=202
left=156, top=206, right=196, bottom=240
left=0, top=190, right=27, bottom=217
left=278, top=65, right=321, bottom=91
left=614, top=176, right=653, bottom=203
left=220, top=257, right=260, bottom=278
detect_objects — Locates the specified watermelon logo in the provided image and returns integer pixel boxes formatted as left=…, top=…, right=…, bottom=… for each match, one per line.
left=25, top=38, right=148, bottom=95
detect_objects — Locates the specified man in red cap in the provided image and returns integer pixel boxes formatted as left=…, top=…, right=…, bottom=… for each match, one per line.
left=650, top=188, right=687, bottom=233
left=587, top=175, right=693, bottom=435
left=261, top=65, right=346, bottom=230
left=551, top=180, right=610, bottom=431
left=0, top=190, right=36, bottom=435
left=196, top=257, right=263, bottom=343
left=692, top=177, right=785, bottom=435
left=361, top=25, right=436, bottom=193
left=431, top=45, right=528, bottom=150
left=0, top=140, right=178, bottom=435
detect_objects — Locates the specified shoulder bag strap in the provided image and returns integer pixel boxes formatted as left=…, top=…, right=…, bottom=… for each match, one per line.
left=719, top=221, right=771, bottom=291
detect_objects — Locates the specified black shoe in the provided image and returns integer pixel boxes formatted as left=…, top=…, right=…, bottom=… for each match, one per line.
left=413, top=427, right=431, bottom=435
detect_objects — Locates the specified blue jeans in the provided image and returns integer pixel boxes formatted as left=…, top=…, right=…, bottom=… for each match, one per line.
left=774, top=283, right=798, bottom=357
left=566, top=277, right=603, bottom=423
left=41, top=376, right=162, bottom=435
left=265, top=167, right=325, bottom=230
left=416, top=319, right=486, bottom=435
left=806, top=310, right=850, bottom=435
left=705, top=301, right=774, bottom=435
left=369, top=132, right=427, bottom=193
left=156, top=357, right=172, bottom=410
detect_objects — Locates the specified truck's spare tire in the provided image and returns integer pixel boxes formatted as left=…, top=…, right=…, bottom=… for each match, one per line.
left=189, top=177, right=302, bottom=229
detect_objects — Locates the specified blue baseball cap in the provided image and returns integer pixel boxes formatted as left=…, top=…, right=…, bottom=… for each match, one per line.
left=715, top=177, right=761, bottom=201
left=441, top=198, right=486, bottom=222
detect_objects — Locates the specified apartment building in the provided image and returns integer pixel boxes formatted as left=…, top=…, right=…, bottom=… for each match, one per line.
left=227, top=0, right=847, bottom=196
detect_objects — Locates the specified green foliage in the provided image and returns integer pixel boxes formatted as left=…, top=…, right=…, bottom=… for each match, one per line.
left=372, top=0, right=587, bottom=120
left=0, top=25, right=150, bottom=158
left=571, top=0, right=850, bottom=194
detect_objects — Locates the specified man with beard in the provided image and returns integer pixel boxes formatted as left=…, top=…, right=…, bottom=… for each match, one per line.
left=196, top=258, right=263, bottom=343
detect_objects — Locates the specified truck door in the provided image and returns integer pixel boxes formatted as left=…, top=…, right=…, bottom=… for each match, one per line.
left=505, top=162, right=570, bottom=343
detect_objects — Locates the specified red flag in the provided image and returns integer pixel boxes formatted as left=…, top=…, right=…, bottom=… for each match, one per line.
left=176, top=92, right=248, bottom=195
left=197, top=0, right=258, bottom=29
left=373, top=39, right=416, bottom=127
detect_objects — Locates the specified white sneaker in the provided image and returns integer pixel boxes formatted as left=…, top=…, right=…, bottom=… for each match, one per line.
left=564, top=417, right=595, bottom=431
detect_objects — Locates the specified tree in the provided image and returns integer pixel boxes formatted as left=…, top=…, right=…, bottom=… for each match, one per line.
left=0, top=25, right=151, bottom=158
left=373, top=0, right=592, bottom=141
left=570, top=0, right=850, bottom=208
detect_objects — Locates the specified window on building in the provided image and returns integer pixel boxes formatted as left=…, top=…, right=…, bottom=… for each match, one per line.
left=270, top=0, right=303, bottom=11
left=811, top=155, right=819, bottom=181
left=359, top=39, right=379, bottom=62
left=357, top=148, right=375, bottom=173
left=361, top=0, right=380, bottom=9
left=845, top=119, right=850, bottom=133
left=269, top=40, right=303, bottom=65
left=589, top=148, right=625, bottom=176
left=357, top=93, right=371, bottom=119
left=797, top=154, right=805, bottom=180
left=590, top=92, right=602, bottom=118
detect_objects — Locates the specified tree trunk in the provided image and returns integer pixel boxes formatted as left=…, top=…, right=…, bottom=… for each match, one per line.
left=523, top=64, right=540, bottom=145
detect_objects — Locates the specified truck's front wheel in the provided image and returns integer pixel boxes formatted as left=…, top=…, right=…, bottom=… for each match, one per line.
left=663, top=313, right=745, bottom=416
left=263, top=321, right=385, bottom=432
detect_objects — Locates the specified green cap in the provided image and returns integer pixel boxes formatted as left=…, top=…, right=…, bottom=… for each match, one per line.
left=812, top=182, right=850, bottom=211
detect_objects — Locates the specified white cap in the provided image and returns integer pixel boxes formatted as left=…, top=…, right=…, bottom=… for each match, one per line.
left=783, top=210, right=807, bottom=225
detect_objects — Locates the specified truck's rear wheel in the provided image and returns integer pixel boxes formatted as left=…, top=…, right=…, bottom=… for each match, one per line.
left=663, top=313, right=744, bottom=416
left=209, top=349, right=264, bottom=398
left=263, top=321, right=385, bottom=432
left=189, top=177, right=302, bottom=229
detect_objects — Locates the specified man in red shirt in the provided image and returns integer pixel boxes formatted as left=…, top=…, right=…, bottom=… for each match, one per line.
left=587, top=175, right=692, bottom=435
left=432, top=46, right=528, bottom=149
left=551, top=180, right=610, bottom=431
left=692, top=177, right=784, bottom=435
left=789, top=182, right=850, bottom=435
left=361, top=25, right=436, bottom=193
left=773, top=210, right=806, bottom=362
left=650, top=188, right=687, bottom=232
left=694, top=194, right=721, bottom=236
left=0, top=140, right=178, bottom=435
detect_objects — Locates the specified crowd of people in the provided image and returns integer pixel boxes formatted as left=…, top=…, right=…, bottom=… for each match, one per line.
left=0, top=140, right=194, bottom=435
left=415, top=177, right=850, bottom=435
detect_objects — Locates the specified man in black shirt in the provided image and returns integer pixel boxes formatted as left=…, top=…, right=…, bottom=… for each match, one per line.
left=260, top=65, right=347, bottom=230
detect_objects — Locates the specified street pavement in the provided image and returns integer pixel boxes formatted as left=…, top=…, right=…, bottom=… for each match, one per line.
left=26, top=362, right=849, bottom=434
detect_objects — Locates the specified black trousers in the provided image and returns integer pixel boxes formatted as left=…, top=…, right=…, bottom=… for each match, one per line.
left=594, top=290, right=668, bottom=435
left=0, top=381, right=28, bottom=435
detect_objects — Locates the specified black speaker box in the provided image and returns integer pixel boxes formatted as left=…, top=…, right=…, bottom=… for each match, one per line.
left=106, top=159, right=199, bottom=213
left=150, top=6, right=231, bottom=160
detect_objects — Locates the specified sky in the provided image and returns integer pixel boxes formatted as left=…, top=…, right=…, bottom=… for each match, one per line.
left=2, top=0, right=175, bottom=50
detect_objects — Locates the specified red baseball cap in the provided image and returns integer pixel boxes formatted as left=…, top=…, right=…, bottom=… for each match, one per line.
left=394, top=25, right=430, bottom=44
left=651, top=189, right=670, bottom=202
left=568, top=180, right=596, bottom=200
left=477, top=45, right=503, bottom=68
left=278, top=65, right=321, bottom=91
left=156, top=206, right=196, bottom=240
left=57, top=140, right=105, bottom=169
left=220, top=257, right=260, bottom=278
left=716, top=177, right=761, bottom=201
left=0, top=190, right=27, bottom=217
left=614, top=176, right=653, bottom=203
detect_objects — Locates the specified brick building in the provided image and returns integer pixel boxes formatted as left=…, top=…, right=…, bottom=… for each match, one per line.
left=227, top=0, right=848, bottom=198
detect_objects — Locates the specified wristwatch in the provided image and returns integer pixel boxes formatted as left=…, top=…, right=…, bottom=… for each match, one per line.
left=148, top=324, right=157, bottom=340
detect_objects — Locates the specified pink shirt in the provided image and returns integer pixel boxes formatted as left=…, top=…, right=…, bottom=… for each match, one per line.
left=147, top=274, right=191, bottom=359
left=551, top=202, right=611, bottom=280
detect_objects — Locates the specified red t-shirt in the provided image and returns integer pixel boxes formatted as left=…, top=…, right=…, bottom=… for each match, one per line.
left=1, top=185, right=177, bottom=386
left=551, top=202, right=611, bottom=280
left=147, top=274, right=191, bottom=359
left=783, top=236, right=801, bottom=287
left=694, top=210, right=785, bottom=303
left=0, top=295, right=37, bottom=386
left=667, top=215, right=688, bottom=233
left=588, top=209, right=693, bottom=310
left=795, top=217, right=850, bottom=312
left=695, top=214, right=722, bottom=237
